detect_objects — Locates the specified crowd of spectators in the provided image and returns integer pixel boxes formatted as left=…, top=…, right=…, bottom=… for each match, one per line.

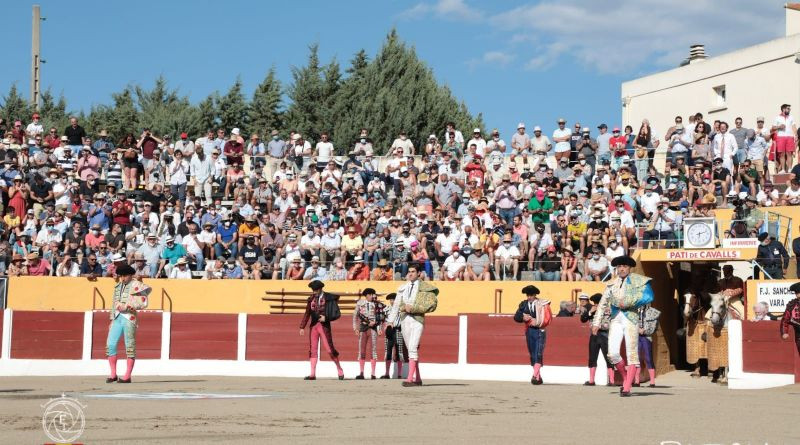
left=0, top=106, right=795, bottom=282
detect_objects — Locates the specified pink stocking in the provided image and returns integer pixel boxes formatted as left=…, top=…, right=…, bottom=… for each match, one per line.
left=414, top=360, right=422, bottom=383
left=396, top=361, right=403, bottom=378
left=331, top=356, right=344, bottom=376
left=406, top=360, right=418, bottom=382
left=588, top=367, right=596, bottom=383
left=648, top=369, right=656, bottom=384
left=614, top=361, right=626, bottom=382
left=359, top=359, right=365, bottom=374
left=123, top=358, right=135, bottom=380
left=533, top=363, right=542, bottom=379
left=623, top=366, right=636, bottom=392
left=607, top=368, right=615, bottom=384
left=385, top=360, right=391, bottom=376
left=635, top=367, right=641, bottom=384
left=310, top=358, right=318, bottom=377
left=370, top=359, right=376, bottom=377
left=108, top=355, right=118, bottom=378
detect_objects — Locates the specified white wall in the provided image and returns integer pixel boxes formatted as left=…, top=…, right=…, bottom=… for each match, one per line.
left=621, top=35, right=800, bottom=137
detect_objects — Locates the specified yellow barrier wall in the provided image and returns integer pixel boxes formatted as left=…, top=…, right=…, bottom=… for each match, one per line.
left=6, top=277, right=605, bottom=316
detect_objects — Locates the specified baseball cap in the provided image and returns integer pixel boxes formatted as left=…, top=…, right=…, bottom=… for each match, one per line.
left=517, top=122, right=525, bottom=129
left=598, top=124, right=607, bottom=129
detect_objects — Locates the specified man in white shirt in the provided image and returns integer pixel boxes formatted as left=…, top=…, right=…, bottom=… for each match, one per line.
left=772, top=104, right=797, bottom=173
left=711, top=121, right=737, bottom=173
left=174, top=133, right=195, bottom=157
left=26, top=113, right=44, bottom=145
left=314, top=132, right=334, bottom=169
left=494, top=234, right=521, bottom=280
left=466, top=128, right=486, bottom=158
left=511, top=123, right=531, bottom=159
left=638, top=184, right=661, bottom=218
left=485, top=129, right=506, bottom=153
left=531, top=126, right=552, bottom=155
left=391, top=131, right=415, bottom=155
left=182, top=224, right=205, bottom=271
left=552, top=118, right=572, bottom=163
left=169, top=258, right=193, bottom=279
left=190, top=146, right=214, bottom=205
left=441, top=250, right=466, bottom=280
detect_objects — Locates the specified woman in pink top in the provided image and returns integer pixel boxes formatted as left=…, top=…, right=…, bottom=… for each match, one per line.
left=77, top=147, right=100, bottom=181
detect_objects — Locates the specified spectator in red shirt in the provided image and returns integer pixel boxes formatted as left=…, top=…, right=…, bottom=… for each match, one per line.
left=224, top=128, right=244, bottom=166
left=43, top=127, right=60, bottom=148
left=610, top=127, right=628, bottom=169
left=26, top=252, right=51, bottom=276
left=464, top=154, right=486, bottom=188
left=112, top=190, right=133, bottom=230
left=347, top=255, right=370, bottom=280
left=136, top=128, right=162, bottom=160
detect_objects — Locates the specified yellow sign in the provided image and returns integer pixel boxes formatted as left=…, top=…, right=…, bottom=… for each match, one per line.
left=637, top=248, right=757, bottom=262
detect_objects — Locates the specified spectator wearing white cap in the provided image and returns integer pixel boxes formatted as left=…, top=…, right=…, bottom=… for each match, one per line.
left=391, top=131, right=415, bottom=156
left=527, top=125, right=548, bottom=156
left=466, top=128, right=486, bottom=158
left=511, top=123, right=530, bottom=161
left=552, top=118, right=572, bottom=163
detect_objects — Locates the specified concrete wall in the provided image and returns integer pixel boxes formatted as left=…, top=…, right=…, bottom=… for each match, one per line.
left=621, top=35, right=800, bottom=136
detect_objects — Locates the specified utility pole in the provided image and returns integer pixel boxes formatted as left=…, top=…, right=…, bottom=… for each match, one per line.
left=31, top=4, right=41, bottom=111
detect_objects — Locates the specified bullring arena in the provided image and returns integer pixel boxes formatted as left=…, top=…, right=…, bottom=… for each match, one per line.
left=1, top=253, right=799, bottom=444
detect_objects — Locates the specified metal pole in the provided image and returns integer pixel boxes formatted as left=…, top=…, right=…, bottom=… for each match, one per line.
left=31, top=5, right=41, bottom=110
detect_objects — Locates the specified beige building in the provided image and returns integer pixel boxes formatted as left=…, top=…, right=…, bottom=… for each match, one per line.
left=621, top=4, right=800, bottom=140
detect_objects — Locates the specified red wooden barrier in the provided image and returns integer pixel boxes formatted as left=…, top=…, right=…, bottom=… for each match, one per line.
left=11, top=311, right=84, bottom=359
left=467, top=315, right=589, bottom=366
left=742, top=321, right=795, bottom=375
left=246, top=314, right=308, bottom=361
left=170, top=313, right=237, bottom=360
left=321, top=316, right=460, bottom=364
left=91, top=311, right=163, bottom=359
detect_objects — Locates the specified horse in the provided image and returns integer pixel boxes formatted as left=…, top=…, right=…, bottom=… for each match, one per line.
left=705, top=292, right=732, bottom=384
left=682, top=292, right=707, bottom=378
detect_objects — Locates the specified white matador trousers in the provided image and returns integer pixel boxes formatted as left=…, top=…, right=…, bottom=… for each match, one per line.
left=401, top=316, right=424, bottom=360
left=607, top=312, right=639, bottom=366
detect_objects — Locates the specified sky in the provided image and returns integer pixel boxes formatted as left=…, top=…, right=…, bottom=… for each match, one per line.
left=0, top=0, right=785, bottom=140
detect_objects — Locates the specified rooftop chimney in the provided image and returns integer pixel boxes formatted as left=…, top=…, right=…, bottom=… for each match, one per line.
left=688, top=44, right=708, bottom=64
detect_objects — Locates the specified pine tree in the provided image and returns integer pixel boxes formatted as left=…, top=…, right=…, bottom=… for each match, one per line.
left=248, top=67, right=282, bottom=137
left=197, top=93, right=219, bottom=133
left=38, top=89, right=69, bottom=133
left=218, top=78, right=248, bottom=135
left=285, top=43, right=324, bottom=143
left=0, top=84, right=33, bottom=129
left=319, top=59, right=342, bottom=150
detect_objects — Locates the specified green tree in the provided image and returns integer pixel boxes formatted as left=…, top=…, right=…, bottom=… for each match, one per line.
left=248, top=67, right=282, bottom=137
left=218, top=78, right=248, bottom=136
left=196, top=92, right=219, bottom=133
left=38, top=89, right=69, bottom=133
left=284, top=43, right=324, bottom=143
left=327, top=29, right=483, bottom=155
left=0, top=84, right=33, bottom=130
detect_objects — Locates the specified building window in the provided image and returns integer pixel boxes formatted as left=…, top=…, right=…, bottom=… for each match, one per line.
left=713, top=85, right=726, bottom=107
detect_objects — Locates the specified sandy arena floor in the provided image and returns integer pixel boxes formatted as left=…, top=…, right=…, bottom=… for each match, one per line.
left=0, top=371, right=796, bottom=444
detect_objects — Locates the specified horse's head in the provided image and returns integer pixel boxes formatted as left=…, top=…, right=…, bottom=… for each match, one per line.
left=682, top=293, right=696, bottom=320
left=708, top=292, right=726, bottom=326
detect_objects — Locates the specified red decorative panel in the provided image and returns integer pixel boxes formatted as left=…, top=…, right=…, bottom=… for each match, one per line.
left=418, top=316, right=460, bottom=363
left=170, top=313, right=237, bottom=360
left=91, top=311, right=162, bottom=359
left=742, top=321, right=795, bottom=375
left=320, top=315, right=460, bottom=364
left=246, top=314, right=308, bottom=361
left=11, top=311, right=84, bottom=359
left=467, top=315, right=589, bottom=366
